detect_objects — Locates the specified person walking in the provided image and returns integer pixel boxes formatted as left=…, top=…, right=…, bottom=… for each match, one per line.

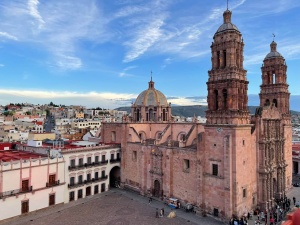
left=293, top=197, right=296, bottom=205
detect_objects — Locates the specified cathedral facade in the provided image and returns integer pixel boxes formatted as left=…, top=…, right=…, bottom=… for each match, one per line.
left=101, top=9, right=292, bottom=219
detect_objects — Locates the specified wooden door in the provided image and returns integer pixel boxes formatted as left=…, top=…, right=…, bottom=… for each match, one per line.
left=94, top=185, right=99, bottom=194
left=86, top=186, right=91, bottom=196
left=153, top=180, right=160, bottom=197
left=21, top=201, right=29, bottom=214
left=101, top=183, right=105, bottom=192
left=49, top=174, right=55, bottom=186
left=49, top=194, right=55, bottom=206
left=22, top=180, right=29, bottom=192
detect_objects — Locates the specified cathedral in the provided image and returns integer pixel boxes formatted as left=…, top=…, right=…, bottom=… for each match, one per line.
left=100, top=8, right=292, bottom=219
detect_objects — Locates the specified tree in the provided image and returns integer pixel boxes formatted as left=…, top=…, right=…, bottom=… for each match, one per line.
left=25, top=111, right=31, bottom=115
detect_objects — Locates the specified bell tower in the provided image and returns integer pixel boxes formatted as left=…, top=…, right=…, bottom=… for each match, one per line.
left=203, top=9, right=255, bottom=219
left=259, top=41, right=290, bottom=123
left=206, top=10, right=250, bottom=125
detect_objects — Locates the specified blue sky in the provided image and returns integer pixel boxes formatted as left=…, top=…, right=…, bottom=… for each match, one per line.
left=0, top=0, right=300, bottom=110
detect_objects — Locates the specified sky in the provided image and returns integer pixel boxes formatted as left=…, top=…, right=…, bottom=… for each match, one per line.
left=0, top=0, right=300, bottom=110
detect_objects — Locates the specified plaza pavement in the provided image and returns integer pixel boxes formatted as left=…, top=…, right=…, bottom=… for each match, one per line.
left=1, top=185, right=300, bottom=225
left=0, top=188, right=223, bottom=225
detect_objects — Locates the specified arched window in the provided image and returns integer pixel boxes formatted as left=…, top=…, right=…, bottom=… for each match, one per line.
left=222, top=89, right=227, bottom=110
left=214, top=90, right=218, bottom=110
left=136, top=109, right=140, bottom=122
left=217, top=51, right=221, bottom=68
left=162, top=109, right=166, bottom=121
left=273, top=73, right=276, bottom=84
left=223, top=50, right=226, bottom=68
left=272, top=99, right=277, bottom=107
left=149, top=109, right=154, bottom=121
left=265, top=99, right=270, bottom=106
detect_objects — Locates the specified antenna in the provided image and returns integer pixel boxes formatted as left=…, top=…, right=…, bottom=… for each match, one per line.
left=272, top=33, right=275, bottom=41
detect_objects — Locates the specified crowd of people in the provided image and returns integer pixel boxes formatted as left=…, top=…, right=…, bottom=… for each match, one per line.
left=229, top=196, right=295, bottom=225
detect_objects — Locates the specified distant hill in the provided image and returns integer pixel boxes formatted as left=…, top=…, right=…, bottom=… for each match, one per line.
left=115, top=105, right=300, bottom=117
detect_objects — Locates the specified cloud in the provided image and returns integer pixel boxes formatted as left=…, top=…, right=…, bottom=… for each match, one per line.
left=0, top=0, right=109, bottom=70
left=167, top=96, right=207, bottom=106
left=123, top=17, right=165, bottom=62
left=0, top=89, right=138, bottom=109
left=0, top=32, right=18, bottom=41
left=27, top=0, right=45, bottom=29
left=119, top=66, right=137, bottom=77
left=0, top=64, right=4, bottom=67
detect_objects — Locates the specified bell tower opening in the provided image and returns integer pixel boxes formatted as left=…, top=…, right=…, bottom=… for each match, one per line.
left=214, top=90, right=218, bottom=110
left=223, top=89, right=228, bottom=110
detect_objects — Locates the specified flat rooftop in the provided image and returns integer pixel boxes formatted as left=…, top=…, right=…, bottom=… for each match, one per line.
left=0, top=150, right=46, bottom=162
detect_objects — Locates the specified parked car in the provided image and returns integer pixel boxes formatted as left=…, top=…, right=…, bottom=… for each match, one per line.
left=293, top=183, right=300, bottom=187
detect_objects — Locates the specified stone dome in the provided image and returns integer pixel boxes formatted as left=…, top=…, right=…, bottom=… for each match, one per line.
left=265, top=41, right=283, bottom=59
left=134, top=79, right=168, bottom=107
left=215, top=10, right=240, bottom=34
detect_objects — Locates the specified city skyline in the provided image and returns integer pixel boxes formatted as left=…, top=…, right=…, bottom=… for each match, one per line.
left=0, top=0, right=300, bottom=110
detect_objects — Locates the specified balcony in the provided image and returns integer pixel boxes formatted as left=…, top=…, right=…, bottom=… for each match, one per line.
left=0, top=186, right=32, bottom=199
left=94, top=175, right=108, bottom=182
left=110, top=158, right=121, bottom=164
left=68, top=164, right=85, bottom=171
left=68, top=181, right=85, bottom=189
left=46, top=180, right=60, bottom=187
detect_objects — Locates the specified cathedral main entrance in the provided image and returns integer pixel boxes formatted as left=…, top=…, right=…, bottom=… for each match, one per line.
left=153, top=180, right=161, bottom=197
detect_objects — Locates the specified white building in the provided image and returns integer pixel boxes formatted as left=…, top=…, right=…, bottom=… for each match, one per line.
left=0, top=151, right=65, bottom=220
left=61, top=141, right=121, bottom=203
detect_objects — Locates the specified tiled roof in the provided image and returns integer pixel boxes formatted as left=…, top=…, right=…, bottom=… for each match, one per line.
left=0, top=150, right=46, bottom=162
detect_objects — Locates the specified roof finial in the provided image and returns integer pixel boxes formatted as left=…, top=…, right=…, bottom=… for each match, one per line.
left=150, top=70, right=152, bottom=81
left=227, top=0, right=229, bottom=10
left=272, top=33, right=275, bottom=42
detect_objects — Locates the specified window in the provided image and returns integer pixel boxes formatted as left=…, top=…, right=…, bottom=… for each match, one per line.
left=95, top=172, right=99, bottom=180
left=78, top=189, right=83, bottom=199
left=101, top=170, right=106, bottom=178
left=70, top=177, right=75, bottom=186
left=49, top=194, right=55, bottom=206
left=111, top=154, right=114, bottom=160
left=243, top=140, right=245, bottom=146
left=95, top=156, right=99, bottom=163
left=78, top=175, right=83, bottom=184
left=117, top=153, right=120, bottom=160
left=243, top=188, right=247, bottom=198
left=69, top=191, right=75, bottom=201
left=183, top=159, right=190, bottom=172
left=132, top=151, right=137, bottom=161
left=101, top=155, right=106, bottom=162
left=22, top=179, right=29, bottom=192
left=223, top=89, right=227, bottom=110
left=212, top=164, right=218, bottom=176
left=87, top=157, right=92, bottom=165
left=111, top=131, right=116, bottom=142
left=79, top=158, right=83, bottom=166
